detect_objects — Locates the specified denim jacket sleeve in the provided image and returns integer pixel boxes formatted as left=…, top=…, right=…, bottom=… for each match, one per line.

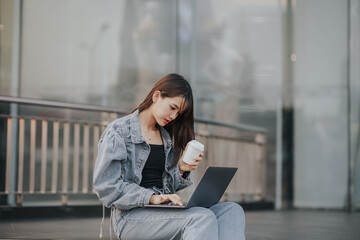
left=93, top=129, right=155, bottom=210
left=173, top=164, right=192, bottom=192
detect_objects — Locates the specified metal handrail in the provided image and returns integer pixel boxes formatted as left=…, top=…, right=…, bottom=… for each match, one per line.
left=0, top=95, right=126, bottom=114
left=195, top=117, right=266, bottom=133
left=0, top=95, right=266, bottom=133
left=0, top=96, right=267, bottom=206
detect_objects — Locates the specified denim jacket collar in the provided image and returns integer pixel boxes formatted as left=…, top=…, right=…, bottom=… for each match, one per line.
left=130, top=110, right=144, bottom=144
left=129, top=109, right=172, bottom=147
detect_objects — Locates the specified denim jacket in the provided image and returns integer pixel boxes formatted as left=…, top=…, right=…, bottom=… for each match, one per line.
left=93, top=109, right=192, bottom=211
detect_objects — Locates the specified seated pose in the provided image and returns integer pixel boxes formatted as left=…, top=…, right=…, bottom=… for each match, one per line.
left=93, top=73, right=246, bottom=240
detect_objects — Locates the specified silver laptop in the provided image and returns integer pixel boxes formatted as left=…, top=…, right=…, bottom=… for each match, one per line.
left=144, top=166, right=238, bottom=209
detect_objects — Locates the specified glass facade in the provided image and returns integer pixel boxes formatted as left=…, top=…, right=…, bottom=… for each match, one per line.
left=293, top=0, right=348, bottom=208
left=177, top=0, right=282, bottom=202
left=0, top=0, right=359, bottom=209
left=350, top=0, right=360, bottom=209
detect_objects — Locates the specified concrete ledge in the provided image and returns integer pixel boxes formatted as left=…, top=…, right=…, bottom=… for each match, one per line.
left=0, top=201, right=274, bottom=221
left=0, top=205, right=106, bottom=220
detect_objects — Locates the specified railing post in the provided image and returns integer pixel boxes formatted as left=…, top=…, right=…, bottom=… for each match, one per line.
left=41, top=120, right=48, bottom=193
left=17, top=118, right=24, bottom=205
left=83, top=124, right=90, bottom=193
left=73, top=123, right=80, bottom=193
left=92, top=125, right=100, bottom=193
left=16, top=193, right=23, bottom=207
left=61, top=194, right=67, bottom=206
left=7, top=114, right=19, bottom=206
left=16, top=193, right=22, bottom=206
left=29, top=119, right=36, bottom=194
left=5, top=118, right=12, bottom=196
left=101, top=112, right=110, bottom=133
left=51, top=121, right=59, bottom=194
left=62, top=122, right=70, bottom=205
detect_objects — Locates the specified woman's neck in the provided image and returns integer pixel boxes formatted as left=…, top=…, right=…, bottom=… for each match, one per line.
left=138, top=108, right=158, bottom=131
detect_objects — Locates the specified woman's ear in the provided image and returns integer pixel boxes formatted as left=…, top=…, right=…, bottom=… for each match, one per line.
left=152, top=90, right=161, bottom=103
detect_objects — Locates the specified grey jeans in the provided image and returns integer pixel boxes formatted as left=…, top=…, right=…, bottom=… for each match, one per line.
left=112, top=202, right=246, bottom=240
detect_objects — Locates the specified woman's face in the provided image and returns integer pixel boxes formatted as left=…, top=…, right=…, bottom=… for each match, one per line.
left=151, top=91, right=185, bottom=127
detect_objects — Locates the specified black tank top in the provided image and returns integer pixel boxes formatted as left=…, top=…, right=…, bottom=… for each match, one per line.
left=140, top=144, right=165, bottom=189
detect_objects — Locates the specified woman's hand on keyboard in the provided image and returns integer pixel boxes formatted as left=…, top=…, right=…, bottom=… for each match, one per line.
left=149, top=194, right=184, bottom=206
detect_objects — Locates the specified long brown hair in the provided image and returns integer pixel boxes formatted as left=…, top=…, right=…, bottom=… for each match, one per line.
left=131, top=73, right=194, bottom=169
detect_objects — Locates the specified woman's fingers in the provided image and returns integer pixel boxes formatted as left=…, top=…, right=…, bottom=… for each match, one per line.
left=184, top=155, right=202, bottom=170
left=179, top=151, right=204, bottom=173
left=178, top=150, right=205, bottom=179
left=169, top=194, right=183, bottom=206
left=160, top=194, right=183, bottom=206
left=191, top=152, right=203, bottom=165
left=194, top=152, right=204, bottom=161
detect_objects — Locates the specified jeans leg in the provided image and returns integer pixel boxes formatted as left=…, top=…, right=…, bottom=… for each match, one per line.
left=181, top=207, right=218, bottom=240
left=113, top=207, right=218, bottom=240
left=209, top=202, right=246, bottom=240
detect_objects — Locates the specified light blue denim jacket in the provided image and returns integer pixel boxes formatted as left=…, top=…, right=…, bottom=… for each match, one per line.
left=93, top=109, right=192, bottom=211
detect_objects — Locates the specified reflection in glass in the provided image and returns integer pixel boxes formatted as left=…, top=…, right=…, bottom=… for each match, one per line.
left=178, top=0, right=282, bottom=201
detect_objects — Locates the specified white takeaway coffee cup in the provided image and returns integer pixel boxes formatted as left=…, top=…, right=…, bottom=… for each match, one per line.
left=182, top=140, right=204, bottom=165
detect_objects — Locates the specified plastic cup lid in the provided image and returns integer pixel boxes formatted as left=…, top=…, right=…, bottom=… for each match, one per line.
left=189, top=140, right=204, bottom=151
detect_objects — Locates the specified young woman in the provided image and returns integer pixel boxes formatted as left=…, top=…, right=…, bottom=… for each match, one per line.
left=93, top=74, right=246, bottom=240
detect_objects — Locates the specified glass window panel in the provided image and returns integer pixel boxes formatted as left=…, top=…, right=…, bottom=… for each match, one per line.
left=350, top=0, right=360, bottom=209
left=178, top=0, right=282, bottom=201
left=293, top=0, right=348, bottom=208
left=20, top=0, right=177, bottom=110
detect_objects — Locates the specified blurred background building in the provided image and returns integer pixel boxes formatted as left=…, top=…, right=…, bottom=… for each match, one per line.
left=0, top=0, right=359, bottom=212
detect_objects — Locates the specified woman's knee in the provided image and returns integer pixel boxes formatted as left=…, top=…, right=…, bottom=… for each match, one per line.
left=229, top=202, right=245, bottom=218
left=228, top=202, right=244, bottom=214
left=217, top=202, right=245, bottom=221
left=188, top=207, right=218, bottom=225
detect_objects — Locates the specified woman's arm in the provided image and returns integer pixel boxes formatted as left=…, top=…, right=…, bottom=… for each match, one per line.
left=93, top=129, right=154, bottom=210
left=173, top=151, right=204, bottom=192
